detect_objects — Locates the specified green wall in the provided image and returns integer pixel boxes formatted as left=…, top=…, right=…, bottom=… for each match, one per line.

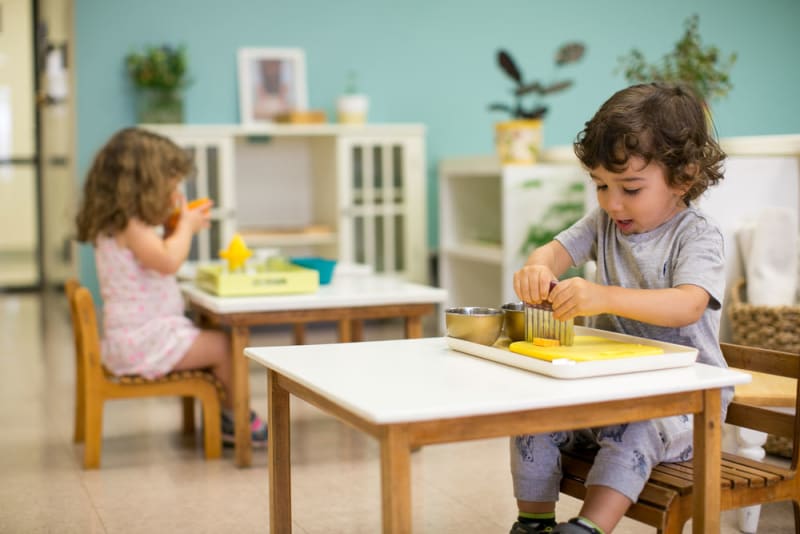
left=75, top=0, right=800, bottom=286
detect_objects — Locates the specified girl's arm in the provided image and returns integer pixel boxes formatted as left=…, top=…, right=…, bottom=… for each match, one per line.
left=550, top=278, right=710, bottom=328
left=122, top=206, right=209, bottom=275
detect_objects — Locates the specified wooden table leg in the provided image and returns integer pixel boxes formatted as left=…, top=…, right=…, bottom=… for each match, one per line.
left=692, top=388, right=722, bottom=533
left=337, top=319, right=352, bottom=342
left=293, top=323, right=306, bottom=345
left=268, top=370, right=291, bottom=534
left=380, top=425, right=412, bottom=533
left=231, top=325, right=252, bottom=468
left=351, top=319, right=364, bottom=342
left=405, top=316, right=422, bottom=339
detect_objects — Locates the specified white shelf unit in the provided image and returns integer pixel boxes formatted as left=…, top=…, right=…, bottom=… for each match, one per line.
left=439, top=155, right=589, bottom=309
left=144, top=124, right=428, bottom=283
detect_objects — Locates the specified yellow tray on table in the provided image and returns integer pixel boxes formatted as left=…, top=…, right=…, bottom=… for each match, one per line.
left=446, top=326, right=698, bottom=379
left=195, top=259, right=319, bottom=296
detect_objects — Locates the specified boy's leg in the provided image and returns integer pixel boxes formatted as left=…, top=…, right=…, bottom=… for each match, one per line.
left=574, top=416, right=693, bottom=532
left=510, top=432, right=575, bottom=533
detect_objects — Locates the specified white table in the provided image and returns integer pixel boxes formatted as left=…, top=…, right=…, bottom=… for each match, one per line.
left=182, top=274, right=447, bottom=467
left=246, top=337, right=750, bottom=533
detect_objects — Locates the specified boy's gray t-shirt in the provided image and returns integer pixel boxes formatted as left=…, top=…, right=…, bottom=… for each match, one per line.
left=556, top=205, right=733, bottom=409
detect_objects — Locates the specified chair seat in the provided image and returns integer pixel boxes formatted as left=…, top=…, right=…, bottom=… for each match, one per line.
left=103, top=367, right=226, bottom=401
left=561, top=448, right=795, bottom=526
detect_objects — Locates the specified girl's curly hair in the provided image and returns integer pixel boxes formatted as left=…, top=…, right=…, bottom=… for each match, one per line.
left=76, top=127, right=193, bottom=244
left=573, top=83, right=725, bottom=203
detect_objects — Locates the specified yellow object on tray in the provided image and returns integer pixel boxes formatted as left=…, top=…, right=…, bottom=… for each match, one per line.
left=509, top=336, right=664, bottom=362
left=195, top=258, right=319, bottom=296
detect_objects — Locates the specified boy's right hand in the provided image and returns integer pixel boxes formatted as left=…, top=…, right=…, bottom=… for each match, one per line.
left=514, top=264, right=558, bottom=304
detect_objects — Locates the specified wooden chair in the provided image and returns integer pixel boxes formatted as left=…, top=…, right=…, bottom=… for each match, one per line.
left=66, top=280, right=223, bottom=468
left=559, top=342, right=800, bottom=533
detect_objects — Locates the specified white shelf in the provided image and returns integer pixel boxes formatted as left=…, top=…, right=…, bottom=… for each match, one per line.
left=144, top=124, right=429, bottom=283
left=238, top=228, right=338, bottom=248
left=439, top=159, right=589, bottom=308
left=441, top=243, right=503, bottom=264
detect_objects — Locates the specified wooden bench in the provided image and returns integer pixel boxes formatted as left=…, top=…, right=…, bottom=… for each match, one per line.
left=559, top=343, right=800, bottom=533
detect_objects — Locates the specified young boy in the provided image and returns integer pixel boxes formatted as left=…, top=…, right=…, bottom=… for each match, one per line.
left=510, top=83, right=730, bottom=534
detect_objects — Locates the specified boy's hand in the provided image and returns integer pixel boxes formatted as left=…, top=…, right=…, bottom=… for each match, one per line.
left=514, top=264, right=558, bottom=305
left=548, top=277, right=607, bottom=321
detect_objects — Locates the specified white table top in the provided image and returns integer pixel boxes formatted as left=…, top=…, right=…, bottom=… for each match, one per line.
left=181, top=273, right=448, bottom=314
left=245, top=337, right=751, bottom=424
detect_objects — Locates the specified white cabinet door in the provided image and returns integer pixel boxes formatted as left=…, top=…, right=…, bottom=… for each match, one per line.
left=338, top=134, right=427, bottom=282
left=173, top=135, right=236, bottom=261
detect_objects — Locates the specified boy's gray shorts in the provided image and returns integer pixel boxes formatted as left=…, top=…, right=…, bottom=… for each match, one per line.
left=510, top=415, right=693, bottom=503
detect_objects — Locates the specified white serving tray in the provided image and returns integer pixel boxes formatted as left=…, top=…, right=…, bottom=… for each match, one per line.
left=446, top=326, right=698, bottom=379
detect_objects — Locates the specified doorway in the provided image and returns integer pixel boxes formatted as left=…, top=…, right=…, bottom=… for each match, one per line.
left=0, top=0, right=75, bottom=290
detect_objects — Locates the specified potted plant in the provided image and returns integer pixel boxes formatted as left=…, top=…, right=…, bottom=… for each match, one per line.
left=617, top=14, right=737, bottom=106
left=125, top=44, right=190, bottom=123
left=489, top=42, right=585, bottom=164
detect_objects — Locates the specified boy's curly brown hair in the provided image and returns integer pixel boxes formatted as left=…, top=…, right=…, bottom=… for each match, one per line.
left=76, top=127, right=193, bottom=244
left=573, top=83, right=725, bottom=203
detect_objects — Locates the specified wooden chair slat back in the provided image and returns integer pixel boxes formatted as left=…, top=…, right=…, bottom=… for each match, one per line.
left=65, top=278, right=83, bottom=360
left=72, top=287, right=106, bottom=379
left=722, top=342, right=800, bottom=471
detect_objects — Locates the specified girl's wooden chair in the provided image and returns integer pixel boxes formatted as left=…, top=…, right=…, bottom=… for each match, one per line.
left=65, top=279, right=223, bottom=469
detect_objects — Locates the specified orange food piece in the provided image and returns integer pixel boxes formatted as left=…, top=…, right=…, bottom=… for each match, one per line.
left=165, top=197, right=212, bottom=231
left=532, top=337, right=561, bottom=347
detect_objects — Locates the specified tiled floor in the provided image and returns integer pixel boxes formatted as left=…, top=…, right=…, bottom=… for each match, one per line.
left=0, top=289, right=794, bottom=533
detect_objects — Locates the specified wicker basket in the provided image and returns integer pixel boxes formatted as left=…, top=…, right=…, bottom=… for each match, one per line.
left=728, top=278, right=800, bottom=457
left=728, top=279, right=800, bottom=354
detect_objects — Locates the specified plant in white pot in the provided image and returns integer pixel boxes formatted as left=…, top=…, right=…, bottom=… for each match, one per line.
left=489, top=42, right=585, bottom=164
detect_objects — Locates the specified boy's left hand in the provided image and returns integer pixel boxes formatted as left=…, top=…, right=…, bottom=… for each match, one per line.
left=549, top=277, right=608, bottom=321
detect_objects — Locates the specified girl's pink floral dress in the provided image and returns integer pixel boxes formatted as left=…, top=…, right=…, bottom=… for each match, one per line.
left=95, top=235, right=199, bottom=378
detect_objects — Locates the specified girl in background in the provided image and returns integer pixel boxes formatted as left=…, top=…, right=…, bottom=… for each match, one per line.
left=76, top=127, right=267, bottom=448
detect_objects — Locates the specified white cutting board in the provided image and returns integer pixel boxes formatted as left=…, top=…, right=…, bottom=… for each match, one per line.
left=446, top=326, right=698, bottom=379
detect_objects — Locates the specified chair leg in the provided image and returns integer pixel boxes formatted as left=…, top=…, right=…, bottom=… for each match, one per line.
left=73, top=360, right=85, bottom=443
left=182, top=397, right=195, bottom=435
left=793, top=500, right=800, bottom=534
left=83, top=395, right=104, bottom=469
left=199, top=390, right=221, bottom=460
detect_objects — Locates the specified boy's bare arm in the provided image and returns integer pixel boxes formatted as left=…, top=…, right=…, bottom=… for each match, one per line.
left=550, top=279, right=711, bottom=327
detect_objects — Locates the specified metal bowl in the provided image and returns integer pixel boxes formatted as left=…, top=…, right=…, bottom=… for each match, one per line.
left=445, top=306, right=505, bottom=346
left=501, top=302, right=526, bottom=341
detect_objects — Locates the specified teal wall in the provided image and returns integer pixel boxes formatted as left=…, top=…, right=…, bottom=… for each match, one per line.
left=76, top=0, right=800, bottom=286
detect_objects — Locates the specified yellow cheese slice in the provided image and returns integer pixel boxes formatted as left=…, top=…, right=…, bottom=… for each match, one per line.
left=509, top=336, right=664, bottom=362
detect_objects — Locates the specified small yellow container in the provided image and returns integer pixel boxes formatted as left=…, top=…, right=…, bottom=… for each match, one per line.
left=195, top=259, right=319, bottom=297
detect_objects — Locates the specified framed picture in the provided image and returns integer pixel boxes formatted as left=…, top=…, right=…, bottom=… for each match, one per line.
left=237, top=48, right=307, bottom=124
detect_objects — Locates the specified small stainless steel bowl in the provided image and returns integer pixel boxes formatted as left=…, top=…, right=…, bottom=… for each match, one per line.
left=445, top=306, right=505, bottom=346
left=501, top=302, right=526, bottom=341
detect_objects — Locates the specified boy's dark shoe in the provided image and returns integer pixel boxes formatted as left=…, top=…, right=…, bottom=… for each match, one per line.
left=551, top=518, right=602, bottom=533
left=509, top=521, right=555, bottom=534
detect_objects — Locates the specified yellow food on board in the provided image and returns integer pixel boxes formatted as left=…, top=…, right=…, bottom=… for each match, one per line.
left=532, top=337, right=561, bottom=347
left=509, top=336, right=664, bottom=362
left=219, top=233, right=253, bottom=271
